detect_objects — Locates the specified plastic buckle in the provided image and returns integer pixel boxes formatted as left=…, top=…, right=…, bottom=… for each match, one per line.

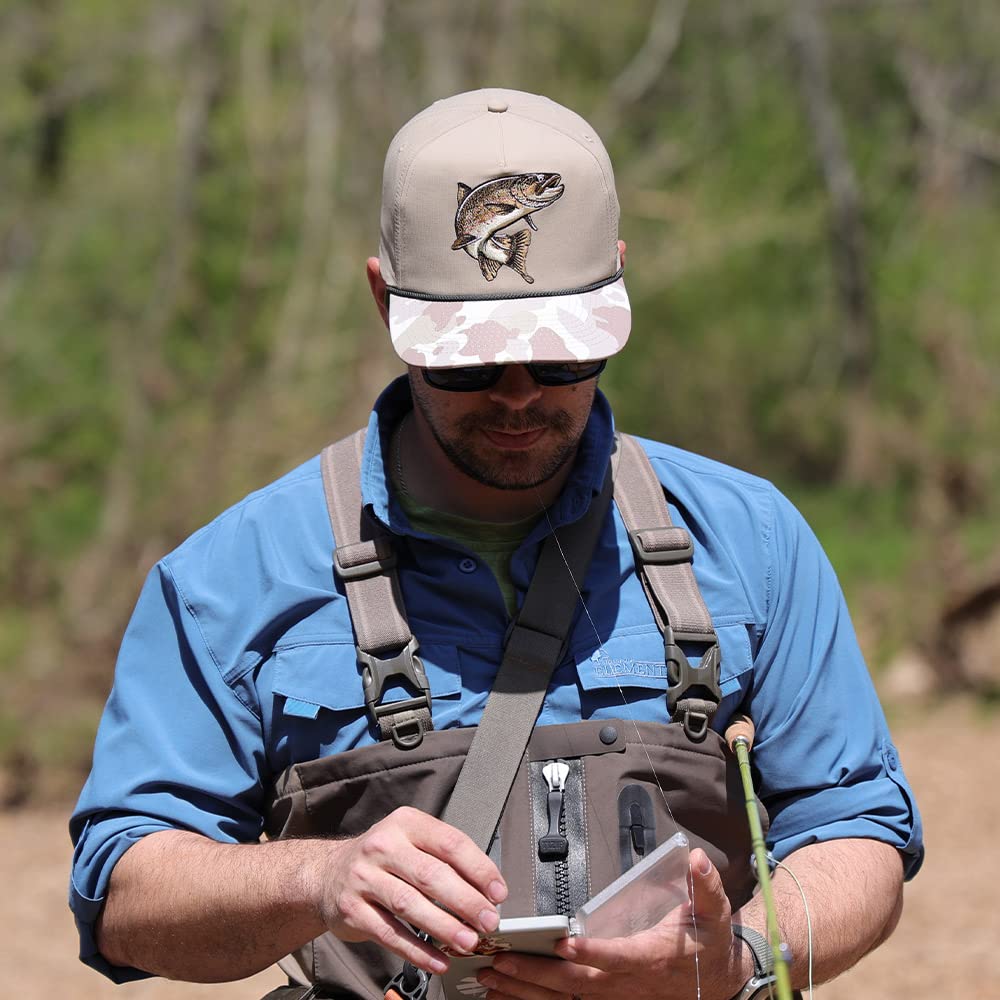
left=359, top=636, right=432, bottom=749
left=628, top=527, right=694, bottom=566
left=664, top=626, right=722, bottom=742
left=384, top=961, right=430, bottom=1000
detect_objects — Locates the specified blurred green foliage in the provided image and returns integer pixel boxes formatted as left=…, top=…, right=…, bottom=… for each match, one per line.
left=1, top=0, right=999, bottom=800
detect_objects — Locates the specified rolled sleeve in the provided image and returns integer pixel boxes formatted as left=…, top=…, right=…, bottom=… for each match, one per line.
left=749, top=491, right=924, bottom=879
left=69, top=561, right=267, bottom=979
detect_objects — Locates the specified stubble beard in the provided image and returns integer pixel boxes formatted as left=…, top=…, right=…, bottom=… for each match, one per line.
left=412, top=394, right=587, bottom=492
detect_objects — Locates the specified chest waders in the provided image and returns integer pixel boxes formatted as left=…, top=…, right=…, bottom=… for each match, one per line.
left=261, top=432, right=767, bottom=1000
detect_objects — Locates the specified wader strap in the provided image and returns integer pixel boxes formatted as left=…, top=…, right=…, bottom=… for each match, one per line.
left=440, top=466, right=614, bottom=853
left=613, top=433, right=722, bottom=740
left=321, top=432, right=433, bottom=749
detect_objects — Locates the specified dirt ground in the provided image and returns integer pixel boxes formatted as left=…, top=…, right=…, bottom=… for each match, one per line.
left=2, top=698, right=997, bottom=1000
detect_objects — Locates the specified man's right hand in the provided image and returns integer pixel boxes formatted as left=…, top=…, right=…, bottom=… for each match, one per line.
left=307, top=806, right=508, bottom=973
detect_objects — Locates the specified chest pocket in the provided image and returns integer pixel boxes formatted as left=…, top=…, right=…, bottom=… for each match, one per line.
left=267, top=637, right=463, bottom=765
left=568, top=623, right=753, bottom=727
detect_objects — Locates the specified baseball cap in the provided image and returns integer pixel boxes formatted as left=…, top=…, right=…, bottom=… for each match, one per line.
left=379, top=88, right=630, bottom=369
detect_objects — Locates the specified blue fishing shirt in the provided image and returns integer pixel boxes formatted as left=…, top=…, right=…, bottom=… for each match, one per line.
left=69, top=377, right=923, bottom=981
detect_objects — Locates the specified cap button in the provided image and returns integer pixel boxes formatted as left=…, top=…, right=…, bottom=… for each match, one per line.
left=487, top=100, right=508, bottom=113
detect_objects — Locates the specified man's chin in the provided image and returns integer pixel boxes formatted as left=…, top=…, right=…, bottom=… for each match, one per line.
left=456, top=446, right=576, bottom=492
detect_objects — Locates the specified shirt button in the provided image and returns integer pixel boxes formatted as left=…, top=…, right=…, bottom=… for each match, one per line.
left=458, top=557, right=477, bottom=573
left=885, top=745, right=899, bottom=771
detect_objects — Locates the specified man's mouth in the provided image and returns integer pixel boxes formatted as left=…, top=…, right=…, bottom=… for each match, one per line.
left=481, top=427, right=547, bottom=450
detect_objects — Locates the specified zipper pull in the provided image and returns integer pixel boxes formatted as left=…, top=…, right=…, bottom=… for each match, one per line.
left=538, top=760, right=570, bottom=861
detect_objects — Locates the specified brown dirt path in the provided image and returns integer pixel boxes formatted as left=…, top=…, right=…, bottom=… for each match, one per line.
left=2, top=699, right=995, bottom=999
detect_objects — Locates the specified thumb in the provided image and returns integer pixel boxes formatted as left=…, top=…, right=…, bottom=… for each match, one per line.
left=689, top=849, right=731, bottom=925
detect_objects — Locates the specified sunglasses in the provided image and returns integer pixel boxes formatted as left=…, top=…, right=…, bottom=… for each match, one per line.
left=421, top=360, right=606, bottom=393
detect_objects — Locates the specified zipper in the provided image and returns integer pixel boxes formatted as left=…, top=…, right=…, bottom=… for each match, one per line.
left=539, top=760, right=572, bottom=916
left=539, top=760, right=569, bottom=859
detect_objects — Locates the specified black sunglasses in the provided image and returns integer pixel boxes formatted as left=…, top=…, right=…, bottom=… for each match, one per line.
left=421, top=360, right=606, bottom=392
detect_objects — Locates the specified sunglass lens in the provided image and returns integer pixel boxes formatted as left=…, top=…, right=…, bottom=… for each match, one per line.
left=422, top=365, right=501, bottom=391
left=422, top=360, right=605, bottom=391
left=529, top=360, right=607, bottom=385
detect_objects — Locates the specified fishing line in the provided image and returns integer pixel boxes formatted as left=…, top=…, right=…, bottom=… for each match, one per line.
left=534, top=484, right=704, bottom=1000
left=774, top=859, right=812, bottom=1000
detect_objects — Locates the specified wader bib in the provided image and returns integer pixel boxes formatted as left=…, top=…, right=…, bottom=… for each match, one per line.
left=262, top=432, right=768, bottom=999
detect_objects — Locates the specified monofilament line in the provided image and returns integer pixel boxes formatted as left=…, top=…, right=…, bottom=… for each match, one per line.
left=534, top=486, right=702, bottom=1000
left=775, top=859, right=813, bottom=1000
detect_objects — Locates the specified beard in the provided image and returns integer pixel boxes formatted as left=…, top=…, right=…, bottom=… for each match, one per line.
left=412, top=394, right=588, bottom=491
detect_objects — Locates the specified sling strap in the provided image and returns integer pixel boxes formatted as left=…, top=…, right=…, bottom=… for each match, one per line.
left=440, top=466, right=613, bottom=850
left=321, top=427, right=614, bottom=844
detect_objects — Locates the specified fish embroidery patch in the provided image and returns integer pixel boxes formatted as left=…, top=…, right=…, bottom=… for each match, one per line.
left=451, top=172, right=564, bottom=283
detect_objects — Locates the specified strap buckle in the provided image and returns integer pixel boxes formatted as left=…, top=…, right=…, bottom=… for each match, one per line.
left=359, top=637, right=433, bottom=749
left=664, top=626, right=722, bottom=742
left=628, top=526, right=694, bottom=566
left=384, top=961, right=430, bottom=1000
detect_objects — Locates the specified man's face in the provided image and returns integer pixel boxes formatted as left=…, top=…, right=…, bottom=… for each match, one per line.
left=408, top=364, right=599, bottom=491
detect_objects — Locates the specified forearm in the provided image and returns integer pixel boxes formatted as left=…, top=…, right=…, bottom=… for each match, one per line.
left=95, top=807, right=507, bottom=984
left=96, top=829, right=328, bottom=981
left=733, top=837, right=904, bottom=988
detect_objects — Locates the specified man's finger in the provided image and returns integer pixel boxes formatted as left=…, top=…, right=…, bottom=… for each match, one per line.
left=554, top=929, right=657, bottom=973
left=688, top=848, right=731, bottom=927
left=396, top=807, right=508, bottom=903
left=357, top=808, right=506, bottom=936
left=555, top=851, right=729, bottom=971
left=358, top=902, right=452, bottom=975
left=484, top=953, right=600, bottom=999
left=361, top=867, right=486, bottom=956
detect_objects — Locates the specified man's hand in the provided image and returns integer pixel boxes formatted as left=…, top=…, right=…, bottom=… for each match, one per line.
left=309, top=806, right=508, bottom=973
left=475, top=848, right=748, bottom=1000
left=97, top=807, right=507, bottom=981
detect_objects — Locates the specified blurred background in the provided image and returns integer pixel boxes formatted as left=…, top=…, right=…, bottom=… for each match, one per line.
left=1, top=0, right=998, bottom=996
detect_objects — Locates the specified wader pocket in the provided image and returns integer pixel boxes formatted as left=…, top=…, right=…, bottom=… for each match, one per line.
left=618, top=784, right=656, bottom=871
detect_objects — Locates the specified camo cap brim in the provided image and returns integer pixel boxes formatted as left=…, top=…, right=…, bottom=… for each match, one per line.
left=389, top=275, right=630, bottom=368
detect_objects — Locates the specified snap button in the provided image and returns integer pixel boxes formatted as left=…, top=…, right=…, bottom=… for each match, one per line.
left=599, top=725, right=619, bottom=745
left=458, top=557, right=477, bottom=573
left=487, top=100, right=508, bottom=113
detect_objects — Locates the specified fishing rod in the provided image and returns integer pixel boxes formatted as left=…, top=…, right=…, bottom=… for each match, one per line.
left=725, top=714, right=794, bottom=1000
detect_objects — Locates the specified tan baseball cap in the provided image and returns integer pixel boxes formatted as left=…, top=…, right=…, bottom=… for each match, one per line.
left=379, top=88, right=630, bottom=369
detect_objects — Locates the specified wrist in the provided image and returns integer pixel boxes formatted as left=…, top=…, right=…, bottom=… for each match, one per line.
left=726, top=924, right=757, bottom=996
left=285, top=837, right=337, bottom=931
left=728, top=924, right=779, bottom=1000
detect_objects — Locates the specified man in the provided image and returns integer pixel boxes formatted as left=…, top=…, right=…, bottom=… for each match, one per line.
left=70, top=89, right=922, bottom=1000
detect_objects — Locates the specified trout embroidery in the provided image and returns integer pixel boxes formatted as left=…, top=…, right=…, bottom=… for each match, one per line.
left=451, top=172, right=564, bottom=283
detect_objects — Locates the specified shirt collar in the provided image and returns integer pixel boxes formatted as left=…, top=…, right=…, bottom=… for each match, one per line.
left=361, top=375, right=615, bottom=533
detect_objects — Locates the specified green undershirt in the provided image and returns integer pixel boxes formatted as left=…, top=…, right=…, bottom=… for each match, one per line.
left=390, top=465, right=539, bottom=618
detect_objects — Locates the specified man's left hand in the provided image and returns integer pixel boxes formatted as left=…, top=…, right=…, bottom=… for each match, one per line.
left=475, top=848, right=750, bottom=1000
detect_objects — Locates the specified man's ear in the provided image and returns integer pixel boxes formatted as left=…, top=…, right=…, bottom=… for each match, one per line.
left=366, top=257, right=389, bottom=329
left=617, top=239, right=627, bottom=270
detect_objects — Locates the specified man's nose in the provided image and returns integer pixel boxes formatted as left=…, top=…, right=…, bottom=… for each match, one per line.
left=487, top=365, right=543, bottom=408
